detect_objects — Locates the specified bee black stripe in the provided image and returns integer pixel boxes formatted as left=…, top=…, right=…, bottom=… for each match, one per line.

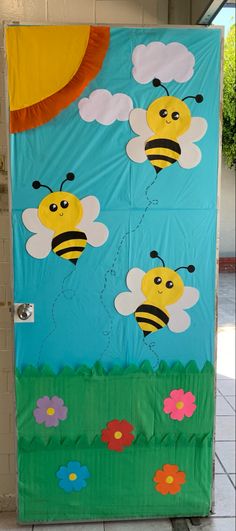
left=56, top=246, right=85, bottom=256
left=52, top=231, right=87, bottom=249
left=136, top=317, right=162, bottom=329
left=136, top=304, right=169, bottom=325
left=147, top=154, right=177, bottom=164
left=145, top=138, right=181, bottom=154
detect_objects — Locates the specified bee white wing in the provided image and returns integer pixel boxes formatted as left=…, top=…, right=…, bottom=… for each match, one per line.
left=126, top=109, right=153, bottom=163
left=129, top=109, right=153, bottom=137
left=22, top=208, right=53, bottom=259
left=79, top=196, right=109, bottom=247
left=178, top=117, right=208, bottom=169
left=167, top=287, right=200, bottom=333
left=115, top=267, right=145, bottom=316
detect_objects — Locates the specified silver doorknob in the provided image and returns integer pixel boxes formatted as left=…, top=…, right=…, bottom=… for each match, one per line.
left=17, top=304, right=33, bottom=321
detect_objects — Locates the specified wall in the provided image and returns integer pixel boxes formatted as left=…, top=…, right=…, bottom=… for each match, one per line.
left=0, top=0, right=233, bottom=511
left=219, top=160, right=235, bottom=257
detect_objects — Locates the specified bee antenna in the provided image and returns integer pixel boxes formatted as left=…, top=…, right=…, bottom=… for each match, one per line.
left=175, top=265, right=195, bottom=273
left=182, top=94, right=203, bottom=103
left=60, top=172, right=75, bottom=191
left=32, top=181, right=53, bottom=193
left=152, top=78, right=169, bottom=97
left=150, top=250, right=165, bottom=267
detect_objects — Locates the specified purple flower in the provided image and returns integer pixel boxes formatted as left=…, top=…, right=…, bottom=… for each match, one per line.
left=33, top=396, right=68, bottom=427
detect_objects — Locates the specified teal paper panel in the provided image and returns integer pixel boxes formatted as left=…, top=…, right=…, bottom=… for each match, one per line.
left=10, top=27, right=221, bottom=371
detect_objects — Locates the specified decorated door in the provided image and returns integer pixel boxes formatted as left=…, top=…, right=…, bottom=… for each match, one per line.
left=6, top=24, right=222, bottom=523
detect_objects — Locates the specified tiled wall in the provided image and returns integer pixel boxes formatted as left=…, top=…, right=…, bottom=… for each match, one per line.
left=0, top=0, right=232, bottom=511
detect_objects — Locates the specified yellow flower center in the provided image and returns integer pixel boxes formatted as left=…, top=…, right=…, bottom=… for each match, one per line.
left=114, top=431, right=123, bottom=440
left=69, top=473, right=77, bottom=481
left=176, top=401, right=184, bottom=410
left=46, top=407, right=55, bottom=416
left=166, top=475, right=174, bottom=484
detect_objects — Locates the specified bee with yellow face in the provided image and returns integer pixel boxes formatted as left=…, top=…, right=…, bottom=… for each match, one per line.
left=22, top=173, right=109, bottom=265
left=126, top=79, right=207, bottom=173
left=115, top=251, right=199, bottom=337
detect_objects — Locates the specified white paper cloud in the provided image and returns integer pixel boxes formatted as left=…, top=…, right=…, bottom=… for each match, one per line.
left=78, top=89, right=133, bottom=125
left=132, top=42, right=195, bottom=84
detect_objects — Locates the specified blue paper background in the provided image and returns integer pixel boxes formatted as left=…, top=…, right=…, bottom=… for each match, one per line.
left=11, top=27, right=221, bottom=371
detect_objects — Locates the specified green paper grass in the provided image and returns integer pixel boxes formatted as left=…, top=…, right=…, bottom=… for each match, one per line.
left=16, top=361, right=214, bottom=522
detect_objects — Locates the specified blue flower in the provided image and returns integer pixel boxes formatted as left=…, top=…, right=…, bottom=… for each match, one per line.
left=56, top=461, right=90, bottom=492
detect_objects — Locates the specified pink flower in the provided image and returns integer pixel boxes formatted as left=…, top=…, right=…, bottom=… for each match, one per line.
left=163, top=389, right=196, bottom=421
left=33, top=396, right=68, bottom=427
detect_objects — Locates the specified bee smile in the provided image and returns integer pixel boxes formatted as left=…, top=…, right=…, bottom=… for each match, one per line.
left=59, top=213, right=63, bottom=217
left=158, top=290, right=163, bottom=294
left=166, top=120, right=172, bottom=124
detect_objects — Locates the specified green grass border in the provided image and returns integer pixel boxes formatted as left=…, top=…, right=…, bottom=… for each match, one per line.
left=16, top=360, right=214, bottom=377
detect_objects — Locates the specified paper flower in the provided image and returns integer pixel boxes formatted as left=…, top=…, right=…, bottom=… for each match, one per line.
left=163, top=389, right=196, bottom=421
left=153, top=464, right=186, bottom=495
left=101, top=419, right=135, bottom=452
left=33, top=396, right=68, bottom=427
left=56, top=461, right=90, bottom=492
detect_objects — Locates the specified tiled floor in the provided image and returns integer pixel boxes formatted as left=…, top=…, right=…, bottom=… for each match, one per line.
left=0, top=274, right=235, bottom=530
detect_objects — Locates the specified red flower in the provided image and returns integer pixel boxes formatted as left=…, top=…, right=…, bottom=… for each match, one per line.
left=101, top=419, right=135, bottom=452
left=153, top=464, right=186, bottom=495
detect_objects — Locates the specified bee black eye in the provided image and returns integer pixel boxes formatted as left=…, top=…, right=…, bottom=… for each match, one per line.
left=166, top=280, right=174, bottom=289
left=154, top=277, right=162, bottom=285
left=60, top=200, right=69, bottom=209
left=49, top=203, right=58, bottom=212
left=172, top=111, right=179, bottom=120
left=159, top=109, right=168, bottom=118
